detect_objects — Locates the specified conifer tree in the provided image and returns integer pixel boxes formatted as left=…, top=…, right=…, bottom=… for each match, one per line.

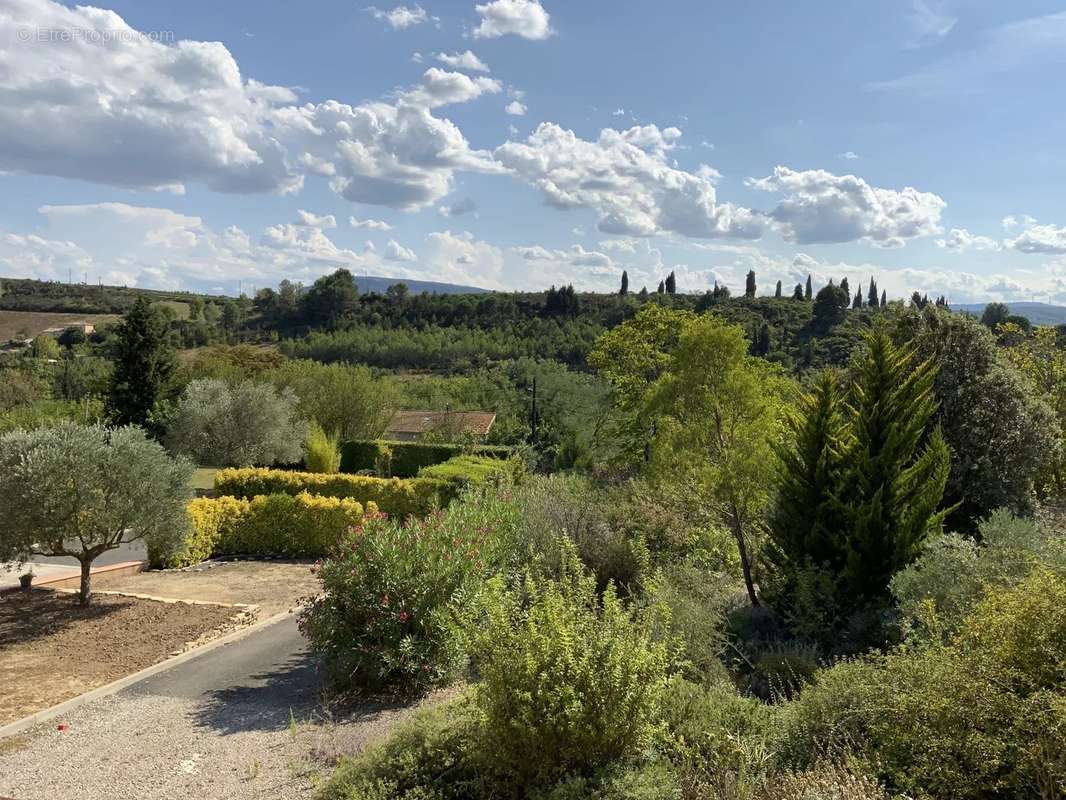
left=853, top=289, right=863, bottom=309
left=840, top=277, right=850, bottom=296
left=619, top=270, right=629, bottom=296
left=792, top=283, right=804, bottom=300
left=805, top=274, right=813, bottom=300
left=106, top=296, right=176, bottom=430
left=868, top=279, right=879, bottom=308
left=775, top=280, right=783, bottom=298
left=745, top=270, right=756, bottom=298
left=657, top=280, right=666, bottom=294
left=665, top=271, right=677, bottom=294
left=837, top=329, right=951, bottom=603
left=880, top=289, right=887, bottom=308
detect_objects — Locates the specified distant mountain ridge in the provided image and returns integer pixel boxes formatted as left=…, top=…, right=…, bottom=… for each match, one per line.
left=954, top=301, right=1066, bottom=326
left=353, top=275, right=487, bottom=295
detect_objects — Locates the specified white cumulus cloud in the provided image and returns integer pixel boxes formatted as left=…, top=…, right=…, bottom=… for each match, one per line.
left=435, top=50, right=491, bottom=72
left=936, top=228, right=1001, bottom=252
left=294, top=210, right=337, bottom=229
left=385, top=239, right=418, bottom=261
left=505, top=100, right=528, bottom=116
left=1008, top=223, right=1066, bottom=254
left=350, top=216, right=394, bottom=231
left=473, top=0, right=553, bottom=39
left=367, top=5, right=433, bottom=29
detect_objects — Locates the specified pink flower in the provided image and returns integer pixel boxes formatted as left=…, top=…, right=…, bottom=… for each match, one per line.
left=381, top=594, right=390, bottom=607
left=399, top=611, right=409, bottom=623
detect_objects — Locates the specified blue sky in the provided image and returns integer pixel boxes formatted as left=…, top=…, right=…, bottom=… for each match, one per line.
left=1, top=0, right=1065, bottom=301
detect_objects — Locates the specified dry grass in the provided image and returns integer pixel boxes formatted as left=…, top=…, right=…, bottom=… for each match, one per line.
left=0, top=310, right=121, bottom=341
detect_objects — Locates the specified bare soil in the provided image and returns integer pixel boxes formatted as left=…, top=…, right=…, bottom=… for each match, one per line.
left=0, top=590, right=236, bottom=725
left=97, top=560, right=320, bottom=617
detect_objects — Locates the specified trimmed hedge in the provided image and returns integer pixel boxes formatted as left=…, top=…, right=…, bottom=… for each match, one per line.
left=214, top=467, right=451, bottom=518
left=151, top=492, right=374, bottom=568
left=417, top=455, right=515, bottom=486
left=339, top=439, right=513, bottom=477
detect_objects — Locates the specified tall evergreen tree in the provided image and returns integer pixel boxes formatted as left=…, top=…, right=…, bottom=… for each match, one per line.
left=745, top=270, right=757, bottom=298
left=665, top=271, right=677, bottom=294
left=792, top=283, right=804, bottom=300
left=880, top=289, right=887, bottom=308
left=840, top=277, right=850, bottom=296
left=657, top=280, right=666, bottom=294
left=775, top=280, right=783, bottom=298
left=868, top=279, right=879, bottom=308
left=805, top=274, right=813, bottom=300
left=619, top=270, right=629, bottom=296
left=837, top=329, right=951, bottom=604
left=106, top=296, right=176, bottom=429
left=853, top=289, right=863, bottom=309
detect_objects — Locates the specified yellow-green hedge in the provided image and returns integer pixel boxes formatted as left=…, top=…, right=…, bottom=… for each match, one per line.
left=214, top=467, right=450, bottom=517
left=151, top=491, right=375, bottom=568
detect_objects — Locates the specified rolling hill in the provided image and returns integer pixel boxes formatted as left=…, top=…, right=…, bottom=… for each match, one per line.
left=954, top=301, right=1066, bottom=326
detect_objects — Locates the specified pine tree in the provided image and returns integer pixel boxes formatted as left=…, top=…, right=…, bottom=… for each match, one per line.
left=838, top=329, right=951, bottom=604
left=106, top=296, right=176, bottom=430
left=665, top=271, right=677, bottom=294
left=775, top=280, right=783, bottom=299
left=792, top=283, right=804, bottom=301
left=880, top=289, right=887, bottom=308
left=745, top=270, right=756, bottom=298
left=619, top=270, right=629, bottom=296
left=805, top=274, right=813, bottom=300
left=852, top=289, right=863, bottom=309
left=868, top=279, right=879, bottom=308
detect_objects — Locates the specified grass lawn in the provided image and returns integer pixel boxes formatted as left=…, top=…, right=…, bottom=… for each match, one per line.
left=190, top=467, right=217, bottom=492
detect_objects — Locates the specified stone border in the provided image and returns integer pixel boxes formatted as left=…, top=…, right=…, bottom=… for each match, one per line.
left=0, top=609, right=294, bottom=741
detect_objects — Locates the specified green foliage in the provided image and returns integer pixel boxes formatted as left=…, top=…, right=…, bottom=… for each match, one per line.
left=263, top=359, right=398, bottom=441
left=466, top=550, right=672, bottom=784
left=775, top=569, right=1066, bottom=799
left=305, top=421, right=342, bottom=473
left=165, top=378, right=307, bottom=467
left=0, top=422, right=192, bottom=602
left=0, top=398, right=104, bottom=434
left=214, top=466, right=450, bottom=518
left=813, top=284, right=849, bottom=329
left=340, top=439, right=513, bottom=477
left=106, top=296, right=176, bottom=429
left=156, top=491, right=370, bottom=567
left=417, top=455, right=516, bottom=486
left=301, top=489, right=521, bottom=696
left=756, top=763, right=888, bottom=800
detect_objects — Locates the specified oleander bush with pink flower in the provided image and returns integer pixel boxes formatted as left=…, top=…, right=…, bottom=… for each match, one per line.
left=299, top=486, right=522, bottom=697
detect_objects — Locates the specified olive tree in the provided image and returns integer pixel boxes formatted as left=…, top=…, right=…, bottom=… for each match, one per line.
left=165, top=379, right=307, bottom=467
left=0, top=423, right=193, bottom=604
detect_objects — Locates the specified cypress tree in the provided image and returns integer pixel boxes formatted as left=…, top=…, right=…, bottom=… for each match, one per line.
left=868, top=279, right=879, bottom=308
left=805, top=274, right=813, bottom=300
left=665, top=271, right=677, bottom=294
left=619, top=270, right=629, bottom=296
left=106, top=296, right=176, bottom=430
left=852, top=289, right=863, bottom=309
left=838, top=329, right=951, bottom=604
left=792, top=283, right=804, bottom=301
left=880, top=289, right=887, bottom=308
left=768, top=370, right=849, bottom=587
left=841, top=277, right=850, bottom=296
left=775, top=280, right=783, bottom=298
left=745, top=270, right=756, bottom=298
left=657, top=280, right=666, bottom=294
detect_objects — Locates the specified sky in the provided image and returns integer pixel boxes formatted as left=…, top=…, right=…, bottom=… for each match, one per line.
left=1, top=0, right=1065, bottom=302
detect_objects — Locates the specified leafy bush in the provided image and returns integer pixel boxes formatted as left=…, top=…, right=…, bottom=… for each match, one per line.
left=300, top=488, right=521, bottom=696
left=417, top=455, right=519, bottom=489
left=466, top=551, right=673, bottom=784
left=654, top=560, right=736, bottom=682
left=153, top=491, right=371, bottom=567
left=657, top=678, right=775, bottom=799
left=340, top=438, right=513, bottom=477
left=774, top=569, right=1066, bottom=799
left=165, top=378, right=307, bottom=467
left=305, top=421, right=341, bottom=473
left=0, top=398, right=104, bottom=434
left=756, top=762, right=888, bottom=800
left=319, top=694, right=490, bottom=800
left=214, top=466, right=448, bottom=517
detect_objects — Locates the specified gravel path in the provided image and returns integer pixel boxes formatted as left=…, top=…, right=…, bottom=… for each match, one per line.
left=0, top=616, right=436, bottom=800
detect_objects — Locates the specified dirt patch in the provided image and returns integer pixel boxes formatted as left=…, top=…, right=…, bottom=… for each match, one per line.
left=0, top=590, right=237, bottom=725
left=97, top=560, right=320, bottom=617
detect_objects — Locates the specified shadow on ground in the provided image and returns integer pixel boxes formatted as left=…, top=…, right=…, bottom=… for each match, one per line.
left=0, top=588, right=127, bottom=647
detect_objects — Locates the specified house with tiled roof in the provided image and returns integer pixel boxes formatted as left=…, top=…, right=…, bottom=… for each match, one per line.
left=384, top=410, right=496, bottom=442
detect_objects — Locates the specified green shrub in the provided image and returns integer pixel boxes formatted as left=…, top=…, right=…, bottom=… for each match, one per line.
left=318, top=693, right=490, bottom=800
left=654, top=560, right=735, bottom=682
left=152, top=492, right=371, bottom=567
left=533, top=762, right=683, bottom=800
left=417, top=454, right=519, bottom=488
left=466, top=550, right=673, bottom=784
left=305, top=421, right=341, bottom=473
left=339, top=439, right=512, bottom=477
left=773, top=569, right=1066, bottom=799
left=657, top=678, right=775, bottom=799
left=755, top=762, right=888, bottom=800
left=214, top=466, right=447, bottom=518
left=300, top=488, right=521, bottom=696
